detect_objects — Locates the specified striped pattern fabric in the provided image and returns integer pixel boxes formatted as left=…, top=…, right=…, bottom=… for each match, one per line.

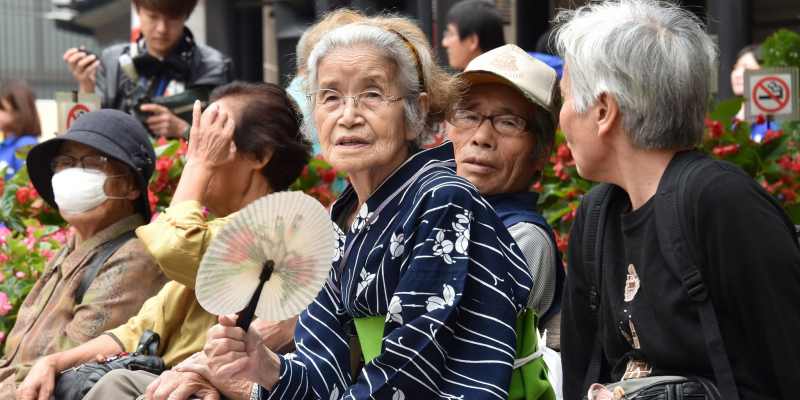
left=262, top=142, right=533, bottom=399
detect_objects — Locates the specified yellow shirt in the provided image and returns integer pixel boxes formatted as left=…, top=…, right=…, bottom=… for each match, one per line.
left=106, top=201, right=231, bottom=366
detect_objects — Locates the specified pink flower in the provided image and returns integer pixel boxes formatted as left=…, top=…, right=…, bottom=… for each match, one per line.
left=41, top=249, right=55, bottom=262
left=0, top=292, right=13, bottom=316
left=23, top=235, right=36, bottom=250
left=0, top=254, right=7, bottom=265
left=0, top=226, right=11, bottom=244
left=0, top=331, right=5, bottom=342
left=15, top=271, right=26, bottom=279
left=51, top=229, right=68, bottom=245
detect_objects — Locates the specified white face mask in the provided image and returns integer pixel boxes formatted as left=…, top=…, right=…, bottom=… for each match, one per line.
left=51, top=168, right=126, bottom=214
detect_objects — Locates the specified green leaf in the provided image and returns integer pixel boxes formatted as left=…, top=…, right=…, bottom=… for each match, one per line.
left=709, top=98, right=743, bottom=122
left=785, top=203, right=800, bottom=224
left=154, top=140, right=180, bottom=158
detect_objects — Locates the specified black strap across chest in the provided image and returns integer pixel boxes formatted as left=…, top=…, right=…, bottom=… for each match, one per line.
left=74, top=231, right=136, bottom=304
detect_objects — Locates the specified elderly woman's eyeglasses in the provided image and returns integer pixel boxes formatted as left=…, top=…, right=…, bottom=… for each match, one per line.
left=308, top=89, right=403, bottom=112
left=447, top=109, right=529, bottom=137
left=51, top=155, right=111, bottom=173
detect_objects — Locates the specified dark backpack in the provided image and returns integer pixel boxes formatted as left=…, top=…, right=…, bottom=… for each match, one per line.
left=580, top=151, right=800, bottom=400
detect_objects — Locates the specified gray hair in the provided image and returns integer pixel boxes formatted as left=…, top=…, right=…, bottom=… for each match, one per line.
left=295, top=28, right=311, bottom=72
left=555, top=0, right=717, bottom=150
left=304, top=23, right=428, bottom=141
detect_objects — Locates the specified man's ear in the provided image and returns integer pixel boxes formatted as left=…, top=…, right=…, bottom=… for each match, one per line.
left=594, top=92, right=620, bottom=139
left=465, top=33, right=480, bottom=53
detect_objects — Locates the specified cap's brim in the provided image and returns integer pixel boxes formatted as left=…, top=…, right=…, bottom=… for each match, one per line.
left=459, top=70, right=553, bottom=114
left=27, top=131, right=151, bottom=221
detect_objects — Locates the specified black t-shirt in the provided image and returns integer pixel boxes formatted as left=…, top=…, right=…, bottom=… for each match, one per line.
left=604, top=197, right=713, bottom=381
left=561, top=153, right=800, bottom=400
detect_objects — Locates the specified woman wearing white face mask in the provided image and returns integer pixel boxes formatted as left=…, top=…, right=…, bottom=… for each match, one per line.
left=0, top=110, right=167, bottom=397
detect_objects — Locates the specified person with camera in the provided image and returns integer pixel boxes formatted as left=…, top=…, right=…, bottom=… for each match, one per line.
left=62, top=0, right=232, bottom=138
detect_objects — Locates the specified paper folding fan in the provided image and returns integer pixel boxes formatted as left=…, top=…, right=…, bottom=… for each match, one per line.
left=195, top=191, right=335, bottom=330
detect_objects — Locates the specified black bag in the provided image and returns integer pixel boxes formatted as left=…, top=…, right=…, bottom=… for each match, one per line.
left=585, top=376, right=721, bottom=400
left=54, top=330, right=165, bottom=400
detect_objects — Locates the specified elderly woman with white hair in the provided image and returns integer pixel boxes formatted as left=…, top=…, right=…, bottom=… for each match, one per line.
left=178, top=15, right=534, bottom=400
left=555, top=1, right=800, bottom=399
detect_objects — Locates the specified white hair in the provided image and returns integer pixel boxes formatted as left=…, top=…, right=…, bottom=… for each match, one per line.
left=555, top=0, right=717, bottom=149
left=304, top=23, right=428, bottom=141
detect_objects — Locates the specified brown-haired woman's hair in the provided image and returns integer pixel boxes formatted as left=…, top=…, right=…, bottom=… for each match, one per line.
left=132, top=0, right=198, bottom=18
left=0, top=80, right=41, bottom=137
left=209, top=81, right=312, bottom=192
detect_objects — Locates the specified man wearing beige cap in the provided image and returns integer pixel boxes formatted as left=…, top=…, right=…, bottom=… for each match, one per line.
left=446, top=43, right=564, bottom=349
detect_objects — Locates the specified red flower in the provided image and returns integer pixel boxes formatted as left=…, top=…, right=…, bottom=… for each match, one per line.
left=565, top=189, right=579, bottom=201
left=762, top=129, right=783, bottom=144
left=15, top=187, right=30, bottom=204
left=712, top=144, right=740, bottom=157
left=531, top=181, right=543, bottom=191
left=177, top=139, right=189, bottom=156
left=561, top=206, right=577, bottom=223
left=156, top=157, right=174, bottom=173
left=148, top=190, right=159, bottom=213
left=320, top=169, right=337, bottom=184
left=556, top=144, right=572, bottom=161
left=761, top=179, right=782, bottom=194
left=553, top=230, right=569, bottom=254
left=780, top=188, right=797, bottom=203
left=777, top=155, right=800, bottom=173
left=553, top=161, right=571, bottom=181
left=755, top=114, right=766, bottom=125
left=708, top=120, right=723, bottom=139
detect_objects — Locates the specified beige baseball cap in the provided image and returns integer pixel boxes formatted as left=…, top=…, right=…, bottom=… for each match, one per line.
left=460, top=44, right=558, bottom=116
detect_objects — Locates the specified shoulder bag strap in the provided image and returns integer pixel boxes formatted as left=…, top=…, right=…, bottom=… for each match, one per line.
left=581, top=183, right=617, bottom=390
left=75, top=231, right=136, bottom=304
left=653, top=152, right=740, bottom=400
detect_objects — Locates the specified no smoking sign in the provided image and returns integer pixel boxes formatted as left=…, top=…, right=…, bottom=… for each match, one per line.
left=745, top=67, right=799, bottom=121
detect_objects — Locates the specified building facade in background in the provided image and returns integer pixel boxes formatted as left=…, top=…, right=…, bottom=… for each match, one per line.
left=2, top=0, right=799, bottom=100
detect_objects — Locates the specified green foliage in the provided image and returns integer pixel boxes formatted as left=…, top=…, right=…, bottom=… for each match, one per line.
left=761, top=29, right=800, bottom=69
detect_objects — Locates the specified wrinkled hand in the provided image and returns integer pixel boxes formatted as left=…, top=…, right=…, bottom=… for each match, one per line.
left=250, top=317, right=297, bottom=354
left=63, top=48, right=98, bottom=93
left=17, top=355, right=59, bottom=400
left=140, top=103, right=190, bottom=138
left=144, top=367, right=220, bottom=400
left=173, top=352, right=253, bottom=400
left=179, top=315, right=280, bottom=391
left=186, top=100, right=236, bottom=169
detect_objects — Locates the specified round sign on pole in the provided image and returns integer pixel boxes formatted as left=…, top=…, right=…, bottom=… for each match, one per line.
left=751, top=76, right=791, bottom=113
left=744, top=67, right=800, bottom=121
left=66, top=104, right=91, bottom=129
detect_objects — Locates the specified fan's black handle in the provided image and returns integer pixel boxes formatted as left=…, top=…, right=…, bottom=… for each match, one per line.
left=236, top=260, right=274, bottom=331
